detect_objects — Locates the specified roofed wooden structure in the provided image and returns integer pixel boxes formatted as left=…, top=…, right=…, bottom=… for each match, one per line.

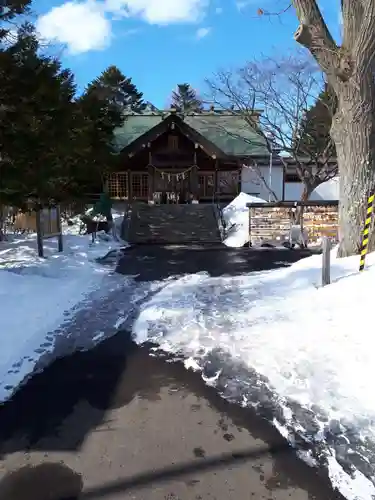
left=107, top=108, right=270, bottom=203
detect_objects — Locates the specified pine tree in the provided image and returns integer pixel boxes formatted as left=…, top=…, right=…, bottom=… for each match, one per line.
left=0, top=24, right=78, bottom=207
left=0, top=0, right=32, bottom=39
left=171, top=83, right=203, bottom=112
left=87, top=65, right=146, bottom=113
left=0, top=0, right=31, bottom=21
left=75, top=74, right=126, bottom=193
left=297, top=84, right=336, bottom=158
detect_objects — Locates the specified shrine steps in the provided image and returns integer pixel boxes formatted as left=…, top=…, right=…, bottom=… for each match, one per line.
left=128, top=203, right=222, bottom=244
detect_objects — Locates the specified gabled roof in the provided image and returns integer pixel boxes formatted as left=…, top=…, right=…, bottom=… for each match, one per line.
left=112, top=110, right=269, bottom=157
left=114, top=113, right=227, bottom=158
left=113, top=113, right=164, bottom=150
left=184, top=113, right=267, bottom=156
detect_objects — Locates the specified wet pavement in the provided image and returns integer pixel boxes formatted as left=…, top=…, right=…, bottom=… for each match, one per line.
left=117, top=244, right=317, bottom=281
left=0, top=244, right=343, bottom=500
left=0, top=333, right=343, bottom=500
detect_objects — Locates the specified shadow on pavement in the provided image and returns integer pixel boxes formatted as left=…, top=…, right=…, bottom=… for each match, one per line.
left=0, top=334, right=344, bottom=500
left=0, top=332, right=161, bottom=452
left=80, top=443, right=290, bottom=498
left=0, top=246, right=315, bottom=454
left=117, top=245, right=317, bottom=281
left=0, top=244, right=340, bottom=500
left=0, top=462, right=83, bottom=500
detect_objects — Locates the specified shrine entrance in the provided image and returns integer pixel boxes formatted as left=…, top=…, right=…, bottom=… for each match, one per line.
left=153, top=169, right=191, bottom=204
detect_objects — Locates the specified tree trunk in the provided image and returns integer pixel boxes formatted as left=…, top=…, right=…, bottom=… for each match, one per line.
left=331, top=79, right=375, bottom=257
left=300, top=182, right=316, bottom=202
left=0, top=206, right=5, bottom=242
left=291, top=0, right=375, bottom=258
left=294, top=182, right=316, bottom=224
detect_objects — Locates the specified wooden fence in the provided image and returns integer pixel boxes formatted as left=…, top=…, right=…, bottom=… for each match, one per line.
left=247, top=201, right=339, bottom=247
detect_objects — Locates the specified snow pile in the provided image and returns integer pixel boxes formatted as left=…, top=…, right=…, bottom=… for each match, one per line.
left=133, top=249, right=375, bottom=500
left=312, top=177, right=339, bottom=201
left=0, top=210, right=127, bottom=402
left=222, top=192, right=266, bottom=247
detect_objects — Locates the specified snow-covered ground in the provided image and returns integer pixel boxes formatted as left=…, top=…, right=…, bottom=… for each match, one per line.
left=132, top=250, right=375, bottom=500
left=0, top=210, right=127, bottom=402
left=222, top=192, right=266, bottom=247
left=2, top=198, right=374, bottom=500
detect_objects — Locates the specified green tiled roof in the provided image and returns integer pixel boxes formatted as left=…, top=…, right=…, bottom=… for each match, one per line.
left=184, top=114, right=268, bottom=156
left=113, top=114, right=164, bottom=151
left=113, top=111, right=268, bottom=156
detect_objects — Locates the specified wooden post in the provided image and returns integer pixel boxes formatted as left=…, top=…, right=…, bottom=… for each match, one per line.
left=248, top=207, right=252, bottom=247
left=35, top=209, right=44, bottom=258
left=147, top=165, right=154, bottom=203
left=56, top=205, right=63, bottom=252
left=322, top=236, right=331, bottom=286
left=190, top=165, right=198, bottom=201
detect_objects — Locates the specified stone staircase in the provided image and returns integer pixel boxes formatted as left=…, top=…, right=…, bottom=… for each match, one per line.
left=128, top=203, right=222, bottom=244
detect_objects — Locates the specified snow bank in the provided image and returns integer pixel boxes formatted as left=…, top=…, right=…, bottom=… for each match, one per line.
left=132, top=249, right=375, bottom=500
left=0, top=210, right=127, bottom=402
left=312, top=177, right=339, bottom=201
left=222, top=192, right=266, bottom=248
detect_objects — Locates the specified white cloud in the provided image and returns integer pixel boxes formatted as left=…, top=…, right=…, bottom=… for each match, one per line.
left=37, top=0, right=210, bottom=54
left=104, top=0, right=209, bottom=24
left=196, top=26, right=211, bottom=39
left=236, top=0, right=251, bottom=10
left=36, top=1, right=112, bottom=54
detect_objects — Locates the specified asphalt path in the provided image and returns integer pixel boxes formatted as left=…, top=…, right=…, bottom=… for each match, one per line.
left=0, top=245, right=343, bottom=500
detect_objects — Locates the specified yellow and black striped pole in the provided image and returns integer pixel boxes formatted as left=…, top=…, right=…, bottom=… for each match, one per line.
left=359, top=193, right=375, bottom=271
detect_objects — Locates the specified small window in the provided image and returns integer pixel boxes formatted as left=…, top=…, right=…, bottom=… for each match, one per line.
left=168, top=135, right=179, bottom=150
left=285, top=173, right=300, bottom=183
left=107, top=172, right=128, bottom=199
left=131, top=173, right=148, bottom=197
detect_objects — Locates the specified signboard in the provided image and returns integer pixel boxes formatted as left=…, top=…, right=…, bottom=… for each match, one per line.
left=302, top=205, right=338, bottom=245
left=36, top=206, right=63, bottom=257
left=248, top=202, right=339, bottom=247
left=249, top=206, right=293, bottom=245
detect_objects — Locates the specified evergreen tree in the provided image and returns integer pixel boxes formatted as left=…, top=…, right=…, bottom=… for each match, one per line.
left=87, top=65, right=146, bottom=113
left=171, top=83, right=203, bottom=112
left=74, top=77, right=125, bottom=193
left=0, top=0, right=31, bottom=39
left=0, top=26, right=128, bottom=209
left=297, top=84, right=336, bottom=158
left=0, top=24, right=78, bottom=207
left=0, top=0, right=31, bottom=21
left=144, top=101, right=159, bottom=112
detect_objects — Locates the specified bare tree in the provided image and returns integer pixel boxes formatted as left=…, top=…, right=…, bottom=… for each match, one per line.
left=241, top=160, right=279, bottom=201
left=206, top=52, right=337, bottom=203
left=217, top=166, right=278, bottom=201
left=254, top=2, right=375, bottom=257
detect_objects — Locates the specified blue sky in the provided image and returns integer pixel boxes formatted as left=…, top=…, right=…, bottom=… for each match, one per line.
left=34, top=0, right=341, bottom=107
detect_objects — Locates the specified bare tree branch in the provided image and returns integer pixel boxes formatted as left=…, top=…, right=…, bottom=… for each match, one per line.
left=291, top=1, right=345, bottom=86
left=250, top=1, right=375, bottom=256
left=242, top=158, right=279, bottom=201
left=205, top=51, right=337, bottom=201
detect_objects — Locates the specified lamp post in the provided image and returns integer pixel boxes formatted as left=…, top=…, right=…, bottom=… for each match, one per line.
left=266, top=133, right=273, bottom=202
